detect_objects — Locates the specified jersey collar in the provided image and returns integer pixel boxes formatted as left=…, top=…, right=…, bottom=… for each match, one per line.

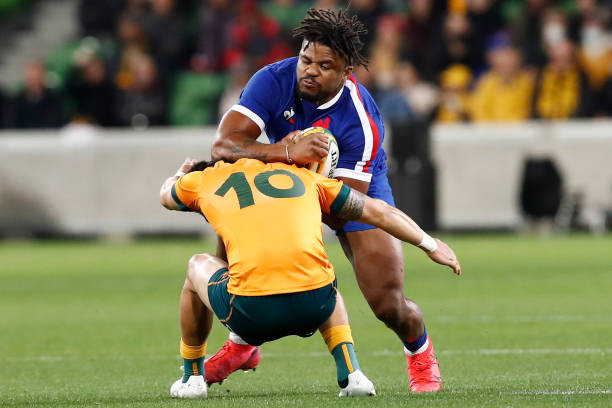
left=317, top=85, right=345, bottom=110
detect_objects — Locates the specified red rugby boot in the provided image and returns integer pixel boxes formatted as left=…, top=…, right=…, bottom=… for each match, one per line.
left=205, top=341, right=260, bottom=385
left=406, top=336, right=442, bottom=392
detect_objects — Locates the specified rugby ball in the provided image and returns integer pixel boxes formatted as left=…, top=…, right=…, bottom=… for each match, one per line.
left=294, top=127, right=339, bottom=178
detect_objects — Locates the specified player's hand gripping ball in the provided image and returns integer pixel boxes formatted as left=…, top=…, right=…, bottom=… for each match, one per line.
left=293, top=127, right=339, bottom=178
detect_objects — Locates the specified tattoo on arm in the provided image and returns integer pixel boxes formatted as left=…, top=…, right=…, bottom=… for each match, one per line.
left=337, top=189, right=366, bottom=221
left=229, top=141, right=269, bottom=162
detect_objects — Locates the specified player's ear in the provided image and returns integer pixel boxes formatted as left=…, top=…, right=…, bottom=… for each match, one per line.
left=343, top=65, right=353, bottom=81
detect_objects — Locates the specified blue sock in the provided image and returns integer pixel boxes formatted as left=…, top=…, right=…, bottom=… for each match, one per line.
left=402, top=328, right=428, bottom=354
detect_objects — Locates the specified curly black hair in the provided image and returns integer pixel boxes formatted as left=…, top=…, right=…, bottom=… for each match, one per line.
left=188, top=158, right=222, bottom=173
left=292, top=8, right=368, bottom=68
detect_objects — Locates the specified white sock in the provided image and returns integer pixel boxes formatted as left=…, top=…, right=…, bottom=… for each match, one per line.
left=229, top=331, right=249, bottom=345
left=404, top=337, right=429, bottom=356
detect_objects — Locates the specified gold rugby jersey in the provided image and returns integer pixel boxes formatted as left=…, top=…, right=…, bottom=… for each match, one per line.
left=173, top=158, right=350, bottom=296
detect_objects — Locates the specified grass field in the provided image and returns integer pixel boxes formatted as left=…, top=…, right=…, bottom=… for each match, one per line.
left=1, top=234, right=611, bottom=407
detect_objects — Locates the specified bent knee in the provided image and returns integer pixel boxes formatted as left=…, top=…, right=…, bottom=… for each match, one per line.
left=371, top=296, right=423, bottom=328
left=188, top=253, right=215, bottom=265
left=371, top=296, right=403, bottom=324
left=186, top=253, right=217, bottom=282
left=187, top=253, right=213, bottom=271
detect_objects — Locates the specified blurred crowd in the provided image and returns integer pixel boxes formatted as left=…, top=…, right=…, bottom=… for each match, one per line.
left=1, top=0, right=612, bottom=129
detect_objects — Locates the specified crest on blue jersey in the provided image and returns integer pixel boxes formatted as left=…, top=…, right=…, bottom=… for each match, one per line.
left=283, top=107, right=295, bottom=123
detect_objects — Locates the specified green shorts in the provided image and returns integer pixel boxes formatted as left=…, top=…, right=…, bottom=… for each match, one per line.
left=207, top=268, right=337, bottom=346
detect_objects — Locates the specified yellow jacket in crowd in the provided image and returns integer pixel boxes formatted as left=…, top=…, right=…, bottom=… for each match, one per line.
left=470, top=71, right=535, bottom=122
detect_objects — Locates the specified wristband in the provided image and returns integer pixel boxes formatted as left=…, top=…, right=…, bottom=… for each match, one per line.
left=418, top=232, right=437, bottom=252
left=285, top=144, right=293, bottom=164
left=174, top=170, right=186, bottom=178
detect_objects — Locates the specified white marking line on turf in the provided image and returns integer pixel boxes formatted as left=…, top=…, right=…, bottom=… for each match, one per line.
left=376, top=348, right=612, bottom=357
left=263, top=348, right=612, bottom=358
left=503, top=390, right=612, bottom=395
left=7, top=348, right=612, bottom=363
left=441, top=348, right=612, bottom=356
left=434, top=315, right=602, bottom=324
left=6, top=356, right=66, bottom=362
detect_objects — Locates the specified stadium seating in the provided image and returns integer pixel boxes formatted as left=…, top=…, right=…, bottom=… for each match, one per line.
left=0, top=0, right=29, bottom=18
left=170, top=72, right=228, bottom=126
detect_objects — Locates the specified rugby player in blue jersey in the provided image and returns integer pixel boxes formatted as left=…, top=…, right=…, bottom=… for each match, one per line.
left=204, top=8, right=461, bottom=392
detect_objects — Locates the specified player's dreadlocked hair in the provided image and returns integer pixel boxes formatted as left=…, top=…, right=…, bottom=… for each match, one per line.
left=292, top=8, right=368, bottom=68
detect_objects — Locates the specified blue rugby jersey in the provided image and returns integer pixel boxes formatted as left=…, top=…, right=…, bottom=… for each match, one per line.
left=230, top=57, right=395, bottom=232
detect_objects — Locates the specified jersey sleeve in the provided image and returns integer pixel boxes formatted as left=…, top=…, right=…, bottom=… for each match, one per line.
left=332, top=78, right=383, bottom=183
left=172, top=171, right=202, bottom=211
left=230, top=66, right=281, bottom=131
left=313, top=172, right=351, bottom=215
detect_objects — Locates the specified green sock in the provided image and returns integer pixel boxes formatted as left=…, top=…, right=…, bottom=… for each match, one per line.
left=331, top=342, right=361, bottom=388
left=182, top=357, right=204, bottom=383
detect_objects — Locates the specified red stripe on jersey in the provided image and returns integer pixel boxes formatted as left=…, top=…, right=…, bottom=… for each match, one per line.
left=349, top=75, right=380, bottom=173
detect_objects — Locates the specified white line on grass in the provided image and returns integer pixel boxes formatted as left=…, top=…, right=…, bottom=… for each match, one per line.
left=441, top=348, right=612, bottom=356
left=434, top=315, right=610, bottom=324
left=238, top=348, right=612, bottom=358
left=7, top=348, right=611, bottom=362
left=260, top=347, right=612, bottom=358
left=503, top=390, right=612, bottom=395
